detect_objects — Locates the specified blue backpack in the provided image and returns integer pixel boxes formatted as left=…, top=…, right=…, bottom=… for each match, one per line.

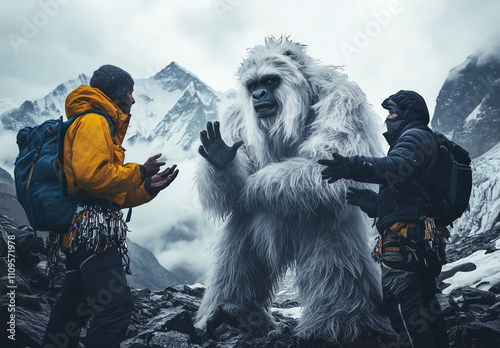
left=14, top=110, right=114, bottom=234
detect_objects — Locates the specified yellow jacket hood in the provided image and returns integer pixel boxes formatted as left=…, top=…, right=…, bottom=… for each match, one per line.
left=65, top=85, right=131, bottom=145
left=63, top=85, right=153, bottom=208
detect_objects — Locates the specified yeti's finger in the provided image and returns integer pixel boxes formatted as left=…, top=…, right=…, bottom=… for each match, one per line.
left=206, top=121, right=216, bottom=141
left=214, top=121, right=222, bottom=140
left=230, top=140, right=244, bottom=154
left=200, top=130, right=211, bottom=150
left=198, top=146, right=208, bottom=159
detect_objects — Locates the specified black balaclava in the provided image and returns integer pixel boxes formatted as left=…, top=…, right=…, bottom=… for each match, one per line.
left=381, top=90, right=430, bottom=140
left=382, top=98, right=403, bottom=135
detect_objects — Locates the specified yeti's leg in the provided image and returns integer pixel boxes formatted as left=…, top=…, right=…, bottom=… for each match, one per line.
left=294, top=223, right=394, bottom=343
left=196, top=212, right=278, bottom=335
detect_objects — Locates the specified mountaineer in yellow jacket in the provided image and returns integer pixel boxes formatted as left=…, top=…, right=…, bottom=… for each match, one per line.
left=42, top=65, right=179, bottom=348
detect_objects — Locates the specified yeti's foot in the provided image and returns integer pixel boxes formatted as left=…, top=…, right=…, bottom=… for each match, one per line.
left=205, top=304, right=278, bottom=337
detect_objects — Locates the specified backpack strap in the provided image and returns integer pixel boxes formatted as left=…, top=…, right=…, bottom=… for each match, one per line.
left=64, top=109, right=115, bottom=139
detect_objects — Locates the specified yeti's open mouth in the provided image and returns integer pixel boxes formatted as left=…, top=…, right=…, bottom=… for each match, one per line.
left=254, top=103, right=277, bottom=118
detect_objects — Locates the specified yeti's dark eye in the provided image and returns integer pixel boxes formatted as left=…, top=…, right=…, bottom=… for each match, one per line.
left=247, top=81, right=256, bottom=90
left=261, top=75, right=280, bottom=88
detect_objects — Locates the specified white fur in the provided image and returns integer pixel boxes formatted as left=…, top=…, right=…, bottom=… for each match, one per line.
left=195, top=37, right=393, bottom=342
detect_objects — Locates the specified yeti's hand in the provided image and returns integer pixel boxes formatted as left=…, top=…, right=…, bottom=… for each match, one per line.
left=198, top=121, right=244, bottom=170
left=317, top=153, right=351, bottom=183
left=346, top=187, right=378, bottom=218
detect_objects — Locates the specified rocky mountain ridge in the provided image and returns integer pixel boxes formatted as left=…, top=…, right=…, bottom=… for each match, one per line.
left=431, top=54, right=500, bottom=159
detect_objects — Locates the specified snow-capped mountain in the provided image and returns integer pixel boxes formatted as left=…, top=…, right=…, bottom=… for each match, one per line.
left=431, top=48, right=500, bottom=241
left=0, top=74, right=89, bottom=132
left=0, top=62, right=229, bottom=158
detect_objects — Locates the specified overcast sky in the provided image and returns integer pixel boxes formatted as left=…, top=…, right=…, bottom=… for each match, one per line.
left=2, top=0, right=500, bottom=119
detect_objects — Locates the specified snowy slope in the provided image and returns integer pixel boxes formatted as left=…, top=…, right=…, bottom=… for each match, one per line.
left=450, top=143, right=500, bottom=241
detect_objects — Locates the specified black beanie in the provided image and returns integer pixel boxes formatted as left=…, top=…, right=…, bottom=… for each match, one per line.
left=89, top=65, right=134, bottom=100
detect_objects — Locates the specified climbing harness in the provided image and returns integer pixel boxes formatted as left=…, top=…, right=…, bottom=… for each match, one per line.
left=46, top=204, right=132, bottom=276
left=423, top=216, right=449, bottom=266
left=371, top=222, right=418, bottom=263
left=372, top=218, right=449, bottom=270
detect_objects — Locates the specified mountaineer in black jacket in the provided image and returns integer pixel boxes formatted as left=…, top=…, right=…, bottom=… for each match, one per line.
left=318, top=90, right=450, bottom=348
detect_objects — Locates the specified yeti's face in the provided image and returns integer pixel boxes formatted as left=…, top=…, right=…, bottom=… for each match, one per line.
left=237, top=37, right=313, bottom=143
left=246, top=74, right=281, bottom=119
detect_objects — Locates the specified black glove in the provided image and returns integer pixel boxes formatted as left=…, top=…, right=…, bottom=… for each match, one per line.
left=346, top=186, right=378, bottom=218
left=199, top=121, right=243, bottom=170
left=317, top=153, right=351, bottom=183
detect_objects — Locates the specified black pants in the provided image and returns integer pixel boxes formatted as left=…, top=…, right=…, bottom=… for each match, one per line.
left=381, top=263, right=449, bottom=348
left=380, top=223, right=449, bottom=348
left=42, top=246, right=133, bottom=348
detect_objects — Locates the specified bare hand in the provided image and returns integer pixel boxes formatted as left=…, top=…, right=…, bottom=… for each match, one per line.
left=142, top=153, right=166, bottom=178
left=198, top=121, right=243, bottom=170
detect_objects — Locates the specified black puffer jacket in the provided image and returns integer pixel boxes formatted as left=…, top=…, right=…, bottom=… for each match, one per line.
left=349, top=90, right=439, bottom=232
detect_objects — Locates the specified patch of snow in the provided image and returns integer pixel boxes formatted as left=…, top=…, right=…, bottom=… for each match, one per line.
left=441, top=249, right=500, bottom=295
left=465, top=101, right=483, bottom=123
left=271, top=306, right=302, bottom=319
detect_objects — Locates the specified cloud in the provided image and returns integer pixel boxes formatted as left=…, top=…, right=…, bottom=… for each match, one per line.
left=476, top=32, right=500, bottom=65
left=123, top=145, right=218, bottom=278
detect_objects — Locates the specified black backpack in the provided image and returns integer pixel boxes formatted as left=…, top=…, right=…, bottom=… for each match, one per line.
left=14, top=110, right=114, bottom=235
left=417, top=132, right=472, bottom=227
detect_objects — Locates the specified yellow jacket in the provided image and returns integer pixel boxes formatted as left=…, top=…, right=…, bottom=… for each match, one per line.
left=63, top=85, right=154, bottom=208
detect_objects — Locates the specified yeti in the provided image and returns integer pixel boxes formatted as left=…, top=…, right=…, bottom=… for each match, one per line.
left=195, top=37, right=394, bottom=344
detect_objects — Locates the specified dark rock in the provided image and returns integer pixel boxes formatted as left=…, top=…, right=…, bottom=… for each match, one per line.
left=437, top=293, right=459, bottom=317
left=213, top=323, right=242, bottom=342
left=164, top=311, right=199, bottom=343
left=462, top=286, right=496, bottom=306
left=469, top=318, right=500, bottom=345
left=489, top=282, right=500, bottom=294
left=148, top=330, right=194, bottom=348
left=275, top=299, right=300, bottom=309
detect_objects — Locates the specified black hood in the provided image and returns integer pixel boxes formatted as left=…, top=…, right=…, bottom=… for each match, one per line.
left=382, top=90, right=430, bottom=124
left=382, top=90, right=430, bottom=144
